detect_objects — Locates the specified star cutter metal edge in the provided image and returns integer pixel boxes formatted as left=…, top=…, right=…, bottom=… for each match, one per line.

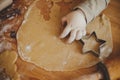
left=79, top=31, right=106, bottom=57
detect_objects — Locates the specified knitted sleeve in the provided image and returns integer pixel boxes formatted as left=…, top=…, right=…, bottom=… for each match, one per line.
left=74, top=0, right=110, bottom=23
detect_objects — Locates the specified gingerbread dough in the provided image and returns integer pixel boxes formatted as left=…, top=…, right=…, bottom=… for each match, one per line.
left=17, top=0, right=112, bottom=71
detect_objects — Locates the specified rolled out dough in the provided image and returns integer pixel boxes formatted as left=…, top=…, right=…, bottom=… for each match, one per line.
left=17, top=0, right=112, bottom=71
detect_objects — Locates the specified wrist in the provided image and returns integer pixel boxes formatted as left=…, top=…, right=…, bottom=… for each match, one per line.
left=73, top=8, right=87, bottom=24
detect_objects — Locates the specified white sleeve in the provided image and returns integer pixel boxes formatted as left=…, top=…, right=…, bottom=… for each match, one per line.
left=74, top=0, right=110, bottom=23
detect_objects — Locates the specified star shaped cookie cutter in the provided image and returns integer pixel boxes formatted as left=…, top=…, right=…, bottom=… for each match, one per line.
left=80, top=31, right=106, bottom=57
left=79, top=31, right=110, bottom=80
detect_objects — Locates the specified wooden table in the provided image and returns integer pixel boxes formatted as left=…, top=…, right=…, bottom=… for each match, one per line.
left=0, top=0, right=120, bottom=80
left=103, top=0, right=120, bottom=79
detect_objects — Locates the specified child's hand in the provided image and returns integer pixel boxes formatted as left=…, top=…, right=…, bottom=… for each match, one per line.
left=60, top=10, right=87, bottom=43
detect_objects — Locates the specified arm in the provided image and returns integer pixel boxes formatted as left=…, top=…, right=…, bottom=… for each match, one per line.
left=60, top=0, right=110, bottom=43
left=74, top=0, right=110, bottom=23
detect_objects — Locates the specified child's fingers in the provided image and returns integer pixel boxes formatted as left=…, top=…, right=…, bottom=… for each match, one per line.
left=68, top=29, right=77, bottom=43
left=76, top=30, right=82, bottom=40
left=82, top=30, right=86, bottom=36
left=61, top=17, right=67, bottom=25
left=60, top=24, right=71, bottom=38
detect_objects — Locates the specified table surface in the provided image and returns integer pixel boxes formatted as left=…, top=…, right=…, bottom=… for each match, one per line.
left=103, top=0, right=120, bottom=79
left=16, top=0, right=120, bottom=80
left=0, top=0, right=120, bottom=80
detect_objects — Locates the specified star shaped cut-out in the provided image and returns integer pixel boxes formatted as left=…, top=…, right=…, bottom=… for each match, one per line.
left=80, top=32, right=106, bottom=57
